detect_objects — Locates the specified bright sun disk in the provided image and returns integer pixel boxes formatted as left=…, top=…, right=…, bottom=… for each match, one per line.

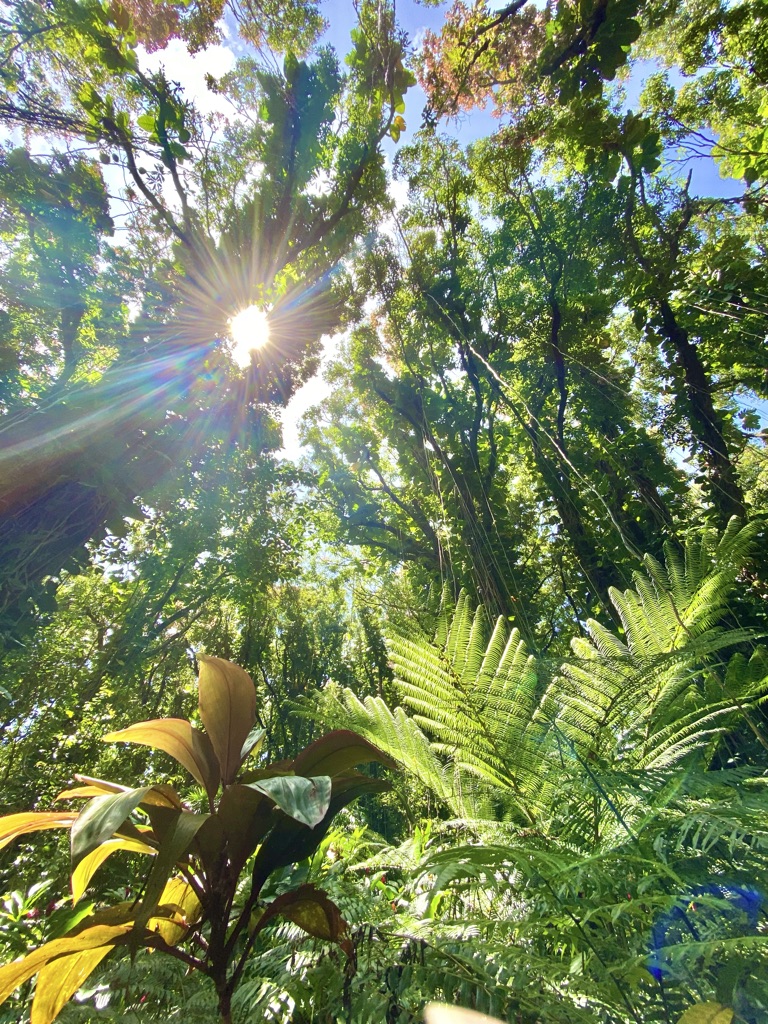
left=228, top=304, right=270, bottom=367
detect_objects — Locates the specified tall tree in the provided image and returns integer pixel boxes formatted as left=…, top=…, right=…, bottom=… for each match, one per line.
left=0, top=0, right=414, bottom=635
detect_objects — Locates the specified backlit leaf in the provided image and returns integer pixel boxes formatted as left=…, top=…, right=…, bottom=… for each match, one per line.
left=151, top=876, right=202, bottom=946
left=72, top=776, right=130, bottom=795
left=71, top=789, right=152, bottom=867
left=103, top=719, right=220, bottom=800
left=197, top=655, right=256, bottom=784
left=31, top=945, right=113, bottom=1024
left=425, top=1006, right=503, bottom=1024
left=0, top=924, right=133, bottom=1004
left=257, top=883, right=348, bottom=949
left=0, top=812, right=77, bottom=851
left=677, top=1005, right=734, bottom=1024
left=241, top=725, right=266, bottom=762
left=292, top=730, right=396, bottom=777
left=71, top=836, right=156, bottom=905
left=134, top=811, right=208, bottom=934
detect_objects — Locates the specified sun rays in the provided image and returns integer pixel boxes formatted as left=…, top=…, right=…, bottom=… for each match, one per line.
left=228, top=304, right=271, bottom=367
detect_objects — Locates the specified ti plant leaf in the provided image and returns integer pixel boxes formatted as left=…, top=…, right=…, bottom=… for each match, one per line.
left=240, top=725, right=266, bottom=762
left=103, top=719, right=220, bottom=801
left=256, top=883, right=351, bottom=953
left=70, top=786, right=179, bottom=868
left=0, top=656, right=395, bottom=1024
left=133, top=810, right=208, bottom=934
left=0, top=923, right=134, bottom=1007
left=292, top=729, right=396, bottom=777
left=71, top=836, right=156, bottom=905
left=246, top=775, right=331, bottom=827
left=31, top=946, right=114, bottom=1024
left=0, top=812, right=77, bottom=851
left=197, top=654, right=257, bottom=784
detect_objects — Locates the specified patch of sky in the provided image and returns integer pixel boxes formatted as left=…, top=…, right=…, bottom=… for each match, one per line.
left=615, top=59, right=743, bottom=199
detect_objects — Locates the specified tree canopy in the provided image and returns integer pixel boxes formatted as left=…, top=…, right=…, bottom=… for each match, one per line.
left=1, top=0, right=767, bottom=1021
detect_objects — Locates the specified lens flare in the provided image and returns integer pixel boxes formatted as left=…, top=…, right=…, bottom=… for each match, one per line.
left=229, top=305, right=270, bottom=367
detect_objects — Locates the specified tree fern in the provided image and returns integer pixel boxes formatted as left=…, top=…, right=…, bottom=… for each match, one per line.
left=554, top=520, right=766, bottom=770
left=311, top=682, right=465, bottom=816
left=387, top=590, right=548, bottom=823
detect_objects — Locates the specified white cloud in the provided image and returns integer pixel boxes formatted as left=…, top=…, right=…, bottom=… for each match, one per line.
left=278, top=332, right=345, bottom=461
left=137, top=39, right=236, bottom=118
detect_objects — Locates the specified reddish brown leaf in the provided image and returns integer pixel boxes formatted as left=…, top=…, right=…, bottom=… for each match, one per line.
left=197, top=655, right=257, bottom=784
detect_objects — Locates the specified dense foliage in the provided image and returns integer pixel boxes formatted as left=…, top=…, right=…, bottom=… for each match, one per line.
left=0, top=0, right=767, bottom=1021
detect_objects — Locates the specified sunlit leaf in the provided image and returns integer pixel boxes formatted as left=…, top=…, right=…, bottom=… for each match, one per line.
left=72, top=776, right=130, bottom=795
left=250, top=773, right=390, bottom=881
left=197, top=655, right=257, bottom=784
left=247, top=775, right=331, bottom=828
left=139, top=784, right=183, bottom=809
left=31, top=945, right=113, bottom=1024
left=677, top=1005, right=734, bottom=1024
left=134, top=811, right=208, bottom=933
left=425, top=1006, right=503, bottom=1024
left=0, top=924, right=133, bottom=1004
left=70, top=789, right=153, bottom=867
left=103, top=719, right=220, bottom=800
left=0, top=812, right=77, bottom=851
left=240, top=725, right=266, bottom=762
left=292, top=730, right=396, bottom=777
left=71, top=836, right=156, bottom=905
left=151, top=876, right=202, bottom=946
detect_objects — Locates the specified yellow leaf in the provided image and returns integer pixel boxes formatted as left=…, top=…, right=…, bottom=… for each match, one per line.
left=677, top=1004, right=734, bottom=1024
left=150, top=876, right=202, bottom=946
left=103, top=719, right=220, bottom=801
left=31, top=945, right=113, bottom=1024
left=0, top=924, right=132, bottom=1004
left=197, top=655, right=256, bottom=784
left=56, top=786, right=116, bottom=800
left=72, top=775, right=130, bottom=795
left=0, top=812, right=77, bottom=851
left=71, top=836, right=156, bottom=904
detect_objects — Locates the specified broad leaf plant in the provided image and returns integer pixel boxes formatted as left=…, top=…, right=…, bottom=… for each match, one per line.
left=0, top=655, right=393, bottom=1023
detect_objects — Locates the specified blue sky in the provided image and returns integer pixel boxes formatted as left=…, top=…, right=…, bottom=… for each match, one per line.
left=137, top=0, right=748, bottom=456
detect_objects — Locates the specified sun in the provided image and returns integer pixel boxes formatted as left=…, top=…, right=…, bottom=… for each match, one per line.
left=228, top=305, right=271, bottom=367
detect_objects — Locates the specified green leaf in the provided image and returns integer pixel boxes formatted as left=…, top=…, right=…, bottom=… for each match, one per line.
left=134, top=810, right=208, bottom=934
left=71, top=836, right=156, bottom=905
left=250, top=773, right=390, bottom=883
left=136, top=113, right=155, bottom=132
left=103, top=719, right=220, bottom=800
left=197, top=655, right=257, bottom=784
left=241, top=725, right=266, bottom=762
left=70, top=789, right=152, bottom=868
left=247, top=775, right=332, bottom=828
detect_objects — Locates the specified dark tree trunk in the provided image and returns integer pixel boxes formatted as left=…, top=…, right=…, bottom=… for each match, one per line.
left=658, top=299, right=745, bottom=527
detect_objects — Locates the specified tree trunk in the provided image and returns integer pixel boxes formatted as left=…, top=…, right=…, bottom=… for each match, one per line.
left=658, top=298, right=745, bottom=527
